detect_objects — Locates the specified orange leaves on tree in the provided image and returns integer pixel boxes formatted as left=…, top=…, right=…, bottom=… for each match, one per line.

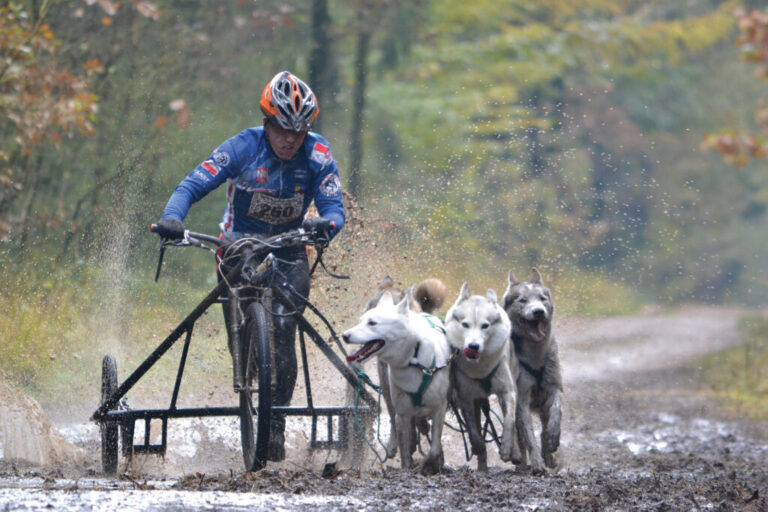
left=704, top=9, right=768, bottom=167
left=154, top=115, right=168, bottom=131
left=0, top=5, right=99, bottom=153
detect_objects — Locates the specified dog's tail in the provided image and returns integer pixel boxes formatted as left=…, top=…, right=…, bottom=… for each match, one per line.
left=414, top=278, right=447, bottom=314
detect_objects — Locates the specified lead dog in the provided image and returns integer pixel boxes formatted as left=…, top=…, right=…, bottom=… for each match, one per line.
left=350, top=276, right=446, bottom=461
left=343, top=287, right=451, bottom=474
left=445, top=283, right=521, bottom=471
left=502, top=268, right=563, bottom=474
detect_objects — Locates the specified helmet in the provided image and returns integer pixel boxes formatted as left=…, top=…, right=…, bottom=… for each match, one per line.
left=260, top=71, right=319, bottom=131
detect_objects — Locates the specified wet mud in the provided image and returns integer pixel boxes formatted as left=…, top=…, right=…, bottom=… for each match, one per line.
left=1, top=306, right=767, bottom=511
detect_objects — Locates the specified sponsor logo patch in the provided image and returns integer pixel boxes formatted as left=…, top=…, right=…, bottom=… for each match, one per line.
left=310, top=142, right=332, bottom=167
left=256, top=167, right=268, bottom=184
left=194, top=169, right=211, bottom=182
left=213, top=151, right=231, bottom=167
left=202, top=160, right=219, bottom=176
left=319, top=174, right=342, bottom=197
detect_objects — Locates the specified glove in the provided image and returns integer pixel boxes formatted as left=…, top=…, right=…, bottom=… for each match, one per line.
left=154, top=218, right=185, bottom=240
left=301, top=216, right=333, bottom=242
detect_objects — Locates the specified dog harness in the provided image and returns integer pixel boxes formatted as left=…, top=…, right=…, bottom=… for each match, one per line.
left=407, top=315, right=450, bottom=407
left=512, top=333, right=545, bottom=388
left=475, top=362, right=500, bottom=394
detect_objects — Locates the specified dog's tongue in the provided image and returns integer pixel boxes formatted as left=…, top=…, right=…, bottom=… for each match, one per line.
left=463, top=347, right=480, bottom=360
left=346, top=340, right=385, bottom=362
left=526, top=321, right=547, bottom=343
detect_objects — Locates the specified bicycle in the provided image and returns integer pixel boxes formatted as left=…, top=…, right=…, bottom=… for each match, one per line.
left=91, top=224, right=376, bottom=474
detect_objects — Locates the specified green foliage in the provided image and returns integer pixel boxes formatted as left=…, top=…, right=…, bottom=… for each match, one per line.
left=1, top=0, right=768, bottom=407
left=0, top=252, right=228, bottom=405
left=699, top=315, right=768, bottom=421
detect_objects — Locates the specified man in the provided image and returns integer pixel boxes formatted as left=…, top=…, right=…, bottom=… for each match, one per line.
left=154, top=71, right=345, bottom=461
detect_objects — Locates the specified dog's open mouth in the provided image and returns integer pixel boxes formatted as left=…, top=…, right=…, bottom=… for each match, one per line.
left=524, top=319, right=549, bottom=343
left=463, top=347, right=480, bottom=360
left=346, top=340, right=385, bottom=363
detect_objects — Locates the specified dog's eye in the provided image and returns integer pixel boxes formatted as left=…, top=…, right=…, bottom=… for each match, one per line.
left=481, top=323, right=489, bottom=330
left=367, top=319, right=378, bottom=326
left=518, top=297, right=528, bottom=303
left=461, top=322, right=470, bottom=329
left=539, top=295, right=548, bottom=301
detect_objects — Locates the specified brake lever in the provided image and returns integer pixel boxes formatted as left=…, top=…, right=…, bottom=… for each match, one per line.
left=154, top=244, right=166, bottom=282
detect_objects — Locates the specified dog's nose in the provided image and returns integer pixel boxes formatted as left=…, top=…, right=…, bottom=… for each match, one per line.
left=468, top=342, right=480, bottom=351
left=342, top=332, right=350, bottom=343
left=533, top=309, right=546, bottom=320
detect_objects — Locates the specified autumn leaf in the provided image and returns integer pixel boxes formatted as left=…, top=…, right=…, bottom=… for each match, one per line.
left=135, top=1, right=160, bottom=21
left=154, top=115, right=167, bottom=131
left=101, top=16, right=113, bottom=26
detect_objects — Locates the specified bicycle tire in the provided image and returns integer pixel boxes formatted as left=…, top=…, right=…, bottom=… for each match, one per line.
left=239, top=302, right=272, bottom=471
left=100, top=355, right=119, bottom=475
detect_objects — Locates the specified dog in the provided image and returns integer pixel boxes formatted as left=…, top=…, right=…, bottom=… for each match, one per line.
left=354, top=276, right=446, bottom=460
left=502, top=268, right=563, bottom=474
left=445, top=282, right=520, bottom=471
left=343, top=286, right=451, bottom=474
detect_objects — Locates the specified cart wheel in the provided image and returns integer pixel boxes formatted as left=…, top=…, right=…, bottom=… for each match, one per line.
left=100, top=355, right=119, bottom=475
left=240, top=302, right=272, bottom=471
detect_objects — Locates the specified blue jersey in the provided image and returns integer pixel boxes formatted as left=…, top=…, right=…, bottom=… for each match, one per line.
left=162, top=127, right=345, bottom=240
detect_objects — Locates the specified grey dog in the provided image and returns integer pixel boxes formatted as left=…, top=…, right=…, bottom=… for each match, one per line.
left=502, top=268, right=563, bottom=474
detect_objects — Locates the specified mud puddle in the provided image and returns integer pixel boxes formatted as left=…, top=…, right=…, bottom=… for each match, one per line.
left=1, top=306, right=767, bottom=511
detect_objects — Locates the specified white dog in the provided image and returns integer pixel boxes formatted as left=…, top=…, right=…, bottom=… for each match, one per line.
left=445, top=283, right=520, bottom=471
left=343, top=290, right=452, bottom=474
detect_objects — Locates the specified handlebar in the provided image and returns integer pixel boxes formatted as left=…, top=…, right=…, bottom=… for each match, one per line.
left=150, top=221, right=341, bottom=282
left=149, top=221, right=335, bottom=252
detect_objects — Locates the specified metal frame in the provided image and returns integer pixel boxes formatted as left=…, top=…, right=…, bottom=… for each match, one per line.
left=91, top=263, right=375, bottom=459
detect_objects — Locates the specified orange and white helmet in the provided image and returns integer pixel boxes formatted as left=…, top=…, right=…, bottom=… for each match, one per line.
left=260, top=71, right=319, bottom=131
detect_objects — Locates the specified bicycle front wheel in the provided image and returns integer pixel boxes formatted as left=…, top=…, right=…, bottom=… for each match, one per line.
left=239, top=302, right=272, bottom=471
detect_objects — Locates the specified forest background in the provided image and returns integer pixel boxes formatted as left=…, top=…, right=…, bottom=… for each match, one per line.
left=2, top=0, right=768, bottom=404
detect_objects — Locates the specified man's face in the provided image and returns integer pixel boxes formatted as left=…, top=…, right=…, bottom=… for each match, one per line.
left=264, top=118, right=307, bottom=160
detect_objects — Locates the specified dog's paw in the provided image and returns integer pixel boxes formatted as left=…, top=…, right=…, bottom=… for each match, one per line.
left=542, top=430, right=560, bottom=454
left=420, top=455, right=443, bottom=476
left=543, top=452, right=557, bottom=469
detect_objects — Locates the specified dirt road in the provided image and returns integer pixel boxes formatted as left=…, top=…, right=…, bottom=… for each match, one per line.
left=1, top=306, right=766, bottom=511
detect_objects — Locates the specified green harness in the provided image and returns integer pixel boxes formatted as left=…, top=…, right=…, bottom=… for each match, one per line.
left=407, top=314, right=450, bottom=407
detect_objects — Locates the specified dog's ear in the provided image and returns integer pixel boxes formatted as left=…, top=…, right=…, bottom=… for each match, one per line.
left=379, top=275, right=394, bottom=291
left=530, top=267, right=543, bottom=284
left=503, top=271, right=518, bottom=305
left=396, top=287, right=412, bottom=316
left=486, top=289, right=498, bottom=304
left=377, top=291, right=395, bottom=307
left=458, top=282, right=470, bottom=302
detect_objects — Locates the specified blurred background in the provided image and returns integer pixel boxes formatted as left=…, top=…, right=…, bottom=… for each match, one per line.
left=1, top=0, right=766, bottom=410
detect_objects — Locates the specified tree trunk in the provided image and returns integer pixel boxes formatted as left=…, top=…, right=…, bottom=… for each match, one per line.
left=347, top=27, right=370, bottom=199
left=308, top=0, right=336, bottom=132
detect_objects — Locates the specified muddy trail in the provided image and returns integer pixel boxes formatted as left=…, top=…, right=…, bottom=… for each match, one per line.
left=1, top=306, right=767, bottom=511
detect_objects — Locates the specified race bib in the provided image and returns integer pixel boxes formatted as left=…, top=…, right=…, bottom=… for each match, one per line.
left=247, top=192, right=303, bottom=225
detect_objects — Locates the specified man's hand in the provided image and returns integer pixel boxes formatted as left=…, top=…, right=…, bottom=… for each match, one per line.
left=302, top=216, right=333, bottom=243
left=154, top=218, right=185, bottom=240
